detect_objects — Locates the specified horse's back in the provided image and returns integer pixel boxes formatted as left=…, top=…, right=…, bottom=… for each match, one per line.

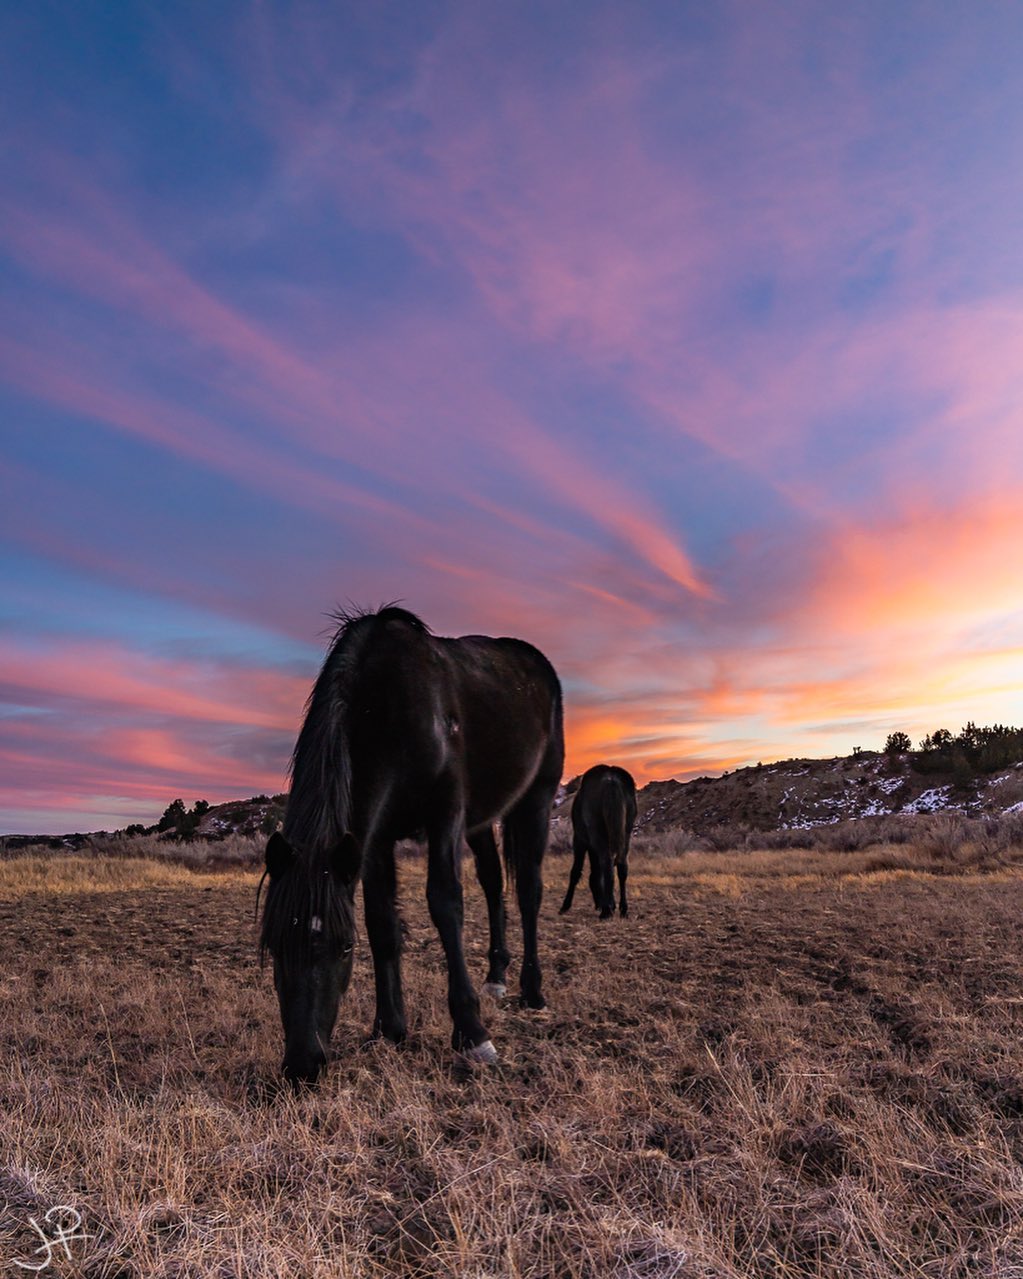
left=441, top=634, right=564, bottom=829
left=344, top=617, right=562, bottom=832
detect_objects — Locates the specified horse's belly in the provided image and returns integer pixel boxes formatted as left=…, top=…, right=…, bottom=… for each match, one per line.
left=463, top=740, right=546, bottom=830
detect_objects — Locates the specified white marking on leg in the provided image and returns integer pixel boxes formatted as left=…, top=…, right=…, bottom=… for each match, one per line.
left=482, top=982, right=507, bottom=999
left=461, top=1039, right=499, bottom=1065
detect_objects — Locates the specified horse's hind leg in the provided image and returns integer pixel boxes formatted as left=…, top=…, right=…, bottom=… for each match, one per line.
left=363, top=840, right=407, bottom=1044
left=587, top=849, right=602, bottom=911
left=589, top=847, right=615, bottom=918
left=559, top=835, right=587, bottom=914
left=426, top=798, right=492, bottom=1059
left=597, top=860, right=616, bottom=918
left=504, top=781, right=557, bottom=1010
left=468, top=827, right=510, bottom=997
left=616, top=854, right=629, bottom=918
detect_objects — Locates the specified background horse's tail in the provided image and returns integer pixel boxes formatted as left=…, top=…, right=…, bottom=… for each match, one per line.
left=602, top=780, right=629, bottom=865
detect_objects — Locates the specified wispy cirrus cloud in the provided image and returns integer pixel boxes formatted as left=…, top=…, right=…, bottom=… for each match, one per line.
left=1, top=637, right=302, bottom=727
left=1, top=147, right=711, bottom=607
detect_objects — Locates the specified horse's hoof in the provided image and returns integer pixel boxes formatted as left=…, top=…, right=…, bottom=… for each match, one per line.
left=460, top=1039, right=499, bottom=1066
left=521, top=994, right=547, bottom=1012
left=482, top=982, right=507, bottom=999
left=363, top=1027, right=407, bottom=1050
left=558, top=905, right=570, bottom=915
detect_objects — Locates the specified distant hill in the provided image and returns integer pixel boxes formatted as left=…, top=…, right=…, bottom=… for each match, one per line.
left=7, top=748, right=1023, bottom=849
left=548, top=750, right=1023, bottom=840
left=628, top=752, right=1023, bottom=834
left=192, top=795, right=287, bottom=839
left=0, top=795, right=287, bottom=850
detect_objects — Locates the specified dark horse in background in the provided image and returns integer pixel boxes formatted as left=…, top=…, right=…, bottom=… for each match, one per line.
left=559, top=764, right=637, bottom=920
left=259, top=606, right=564, bottom=1085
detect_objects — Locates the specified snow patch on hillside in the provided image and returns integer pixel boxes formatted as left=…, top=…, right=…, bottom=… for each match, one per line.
left=635, top=754, right=1023, bottom=835
left=902, top=787, right=956, bottom=815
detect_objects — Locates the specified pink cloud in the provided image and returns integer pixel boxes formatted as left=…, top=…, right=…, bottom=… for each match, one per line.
left=548, top=480, right=1023, bottom=779
left=239, top=7, right=1023, bottom=538
left=0, top=331, right=434, bottom=556
left=0, top=154, right=713, bottom=604
left=0, top=718, right=281, bottom=801
left=0, top=636, right=305, bottom=730
left=802, top=491, right=1023, bottom=644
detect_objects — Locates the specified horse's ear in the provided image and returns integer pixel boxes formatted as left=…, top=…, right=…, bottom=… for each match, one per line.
left=265, top=831, right=294, bottom=880
left=332, top=832, right=361, bottom=887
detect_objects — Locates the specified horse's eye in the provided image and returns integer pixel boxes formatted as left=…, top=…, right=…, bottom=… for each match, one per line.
left=341, top=945, right=353, bottom=956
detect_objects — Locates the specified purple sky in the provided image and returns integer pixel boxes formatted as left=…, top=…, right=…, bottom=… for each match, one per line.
left=3, top=2, right=1023, bottom=833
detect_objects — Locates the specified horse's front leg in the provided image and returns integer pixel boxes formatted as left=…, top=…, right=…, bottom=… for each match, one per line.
left=362, top=840, right=407, bottom=1044
left=468, top=827, right=510, bottom=997
left=427, top=802, right=493, bottom=1061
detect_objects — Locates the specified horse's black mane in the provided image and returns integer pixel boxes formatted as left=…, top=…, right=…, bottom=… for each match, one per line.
left=325, top=603, right=430, bottom=646
left=283, top=605, right=429, bottom=865
left=261, top=605, right=431, bottom=964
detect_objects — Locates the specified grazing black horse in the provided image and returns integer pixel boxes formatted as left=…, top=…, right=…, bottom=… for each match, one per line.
left=259, top=606, right=564, bottom=1085
left=559, top=764, right=637, bottom=919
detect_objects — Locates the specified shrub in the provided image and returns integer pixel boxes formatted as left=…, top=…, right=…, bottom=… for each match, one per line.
left=158, top=799, right=187, bottom=832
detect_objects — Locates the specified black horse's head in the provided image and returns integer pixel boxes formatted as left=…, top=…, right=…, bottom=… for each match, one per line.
left=260, top=831, right=360, bottom=1087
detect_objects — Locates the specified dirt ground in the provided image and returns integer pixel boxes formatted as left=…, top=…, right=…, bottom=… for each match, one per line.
left=3, top=852, right=1023, bottom=1277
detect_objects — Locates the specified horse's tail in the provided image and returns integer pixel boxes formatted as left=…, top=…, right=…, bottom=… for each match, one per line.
left=501, top=824, right=517, bottom=889
left=603, top=780, right=629, bottom=866
left=501, top=666, right=564, bottom=889
left=284, top=606, right=423, bottom=865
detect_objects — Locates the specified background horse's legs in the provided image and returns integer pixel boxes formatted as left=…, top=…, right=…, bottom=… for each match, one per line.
left=559, top=834, right=588, bottom=914
left=362, top=839, right=407, bottom=1043
left=587, top=848, right=602, bottom=911
left=588, top=847, right=616, bottom=917
left=504, top=781, right=557, bottom=1009
left=426, top=799, right=491, bottom=1055
left=596, top=848, right=616, bottom=919
left=617, top=854, right=629, bottom=918
left=468, top=827, right=510, bottom=996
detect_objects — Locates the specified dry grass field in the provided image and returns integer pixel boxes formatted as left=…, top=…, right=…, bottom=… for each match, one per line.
left=4, top=840, right=1023, bottom=1277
